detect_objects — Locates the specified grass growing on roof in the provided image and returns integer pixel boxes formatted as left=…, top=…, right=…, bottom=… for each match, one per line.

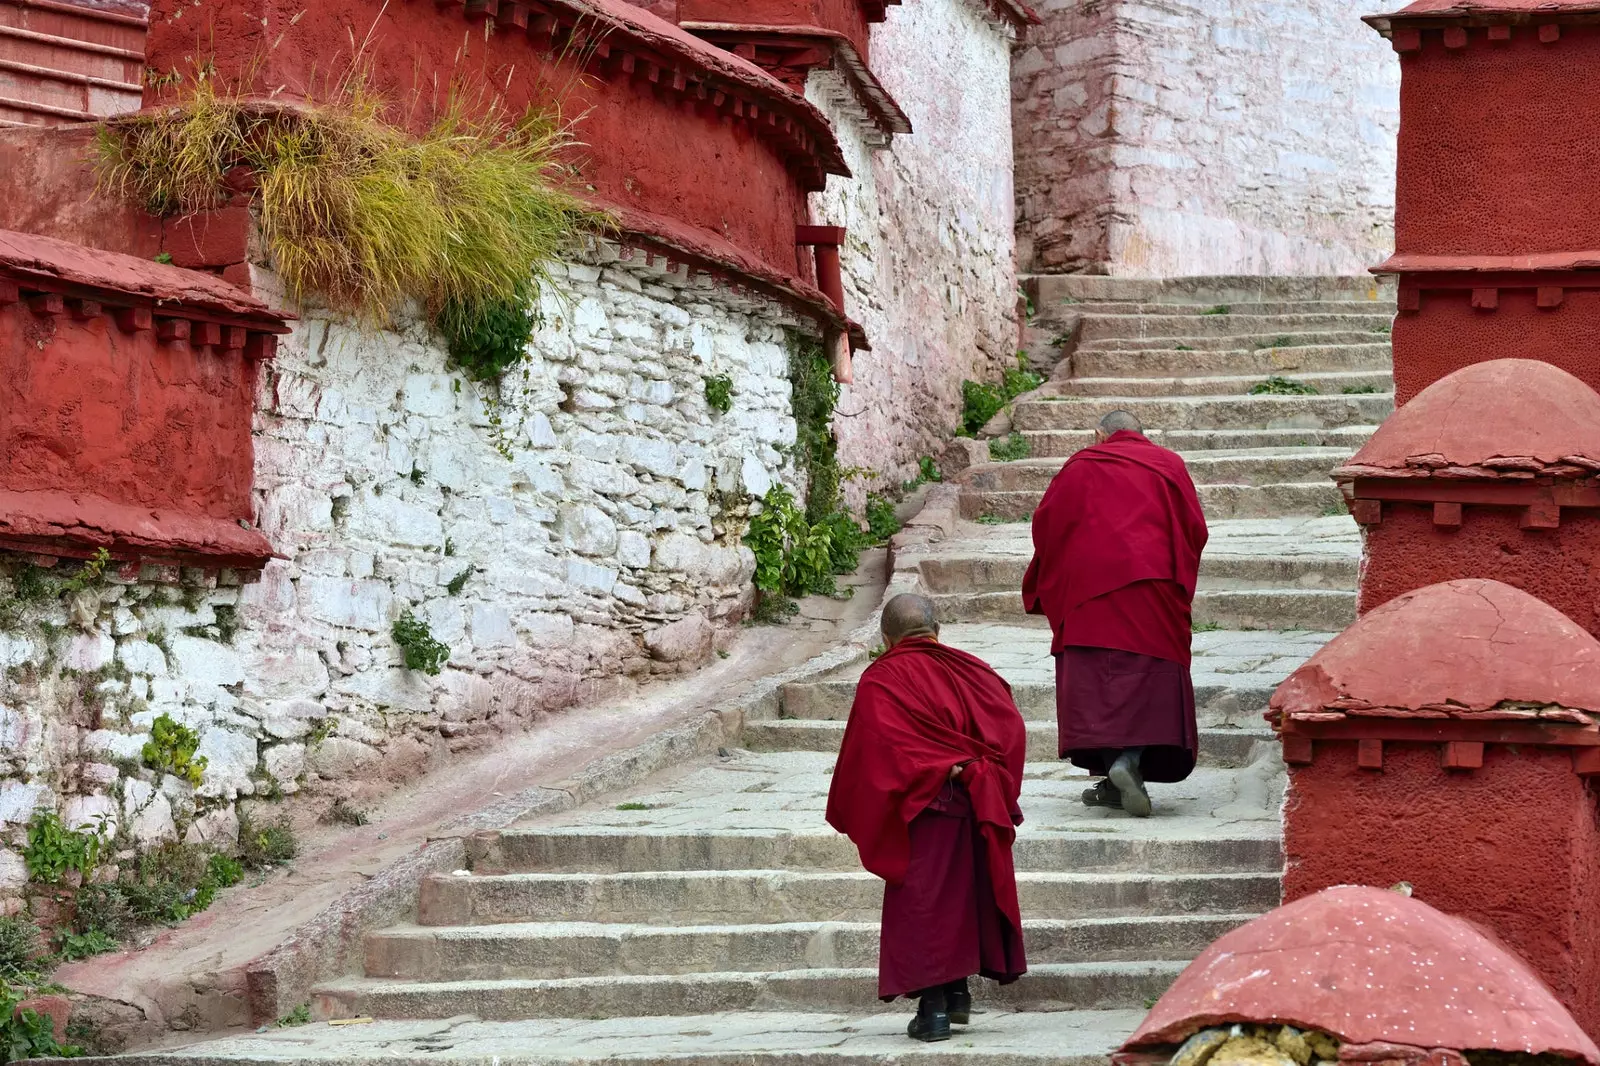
left=94, top=70, right=601, bottom=328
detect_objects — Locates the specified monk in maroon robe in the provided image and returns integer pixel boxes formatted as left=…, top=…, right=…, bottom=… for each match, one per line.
left=1022, top=411, right=1209, bottom=818
left=826, top=593, right=1028, bottom=1042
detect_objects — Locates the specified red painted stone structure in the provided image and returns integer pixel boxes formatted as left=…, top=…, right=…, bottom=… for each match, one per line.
left=1117, top=885, right=1600, bottom=1065
left=1270, top=579, right=1600, bottom=1034
left=1334, top=358, right=1600, bottom=636
left=1366, top=0, right=1600, bottom=403
left=0, top=227, right=289, bottom=568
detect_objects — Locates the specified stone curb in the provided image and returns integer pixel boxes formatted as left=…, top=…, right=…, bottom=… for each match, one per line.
left=236, top=488, right=956, bottom=1025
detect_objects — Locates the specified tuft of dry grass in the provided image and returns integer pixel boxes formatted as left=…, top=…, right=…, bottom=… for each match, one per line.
left=95, top=71, right=602, bottom=324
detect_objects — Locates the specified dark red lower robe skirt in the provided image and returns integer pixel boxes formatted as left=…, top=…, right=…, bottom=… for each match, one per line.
left=877, top=782, right=1027, bottom=1000
left=1055, top=578, right=1198, bottom=784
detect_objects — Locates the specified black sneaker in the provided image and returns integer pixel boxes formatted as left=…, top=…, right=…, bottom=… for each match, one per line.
left=1081, top=778, right=1122, bottom=809
left=907, top=999, right=951, bottom=1042
left=947, top=988, right=973, bottom=1026
left=1108, top=751, right=1151, bottom=818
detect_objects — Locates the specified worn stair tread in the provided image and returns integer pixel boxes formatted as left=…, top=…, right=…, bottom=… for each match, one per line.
left=1047, top=371, right=1391, bottom=398
left=1077, top=330, right=1388, bottom=352
left=67, top=1008, right=1153, bottom=1065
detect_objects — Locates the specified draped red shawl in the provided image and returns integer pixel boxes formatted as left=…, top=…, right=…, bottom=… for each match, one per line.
left=1022, top=430, right=1209, bottom=654
left=826, top=638, right=1028, bottom=928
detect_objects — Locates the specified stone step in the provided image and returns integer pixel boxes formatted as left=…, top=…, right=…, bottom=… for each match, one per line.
left=914, top=550, right=1356, bottom=597
left=1048, top=370, right=1392, bottom=398
left=924, top=589, right=1353, bottom=632
left=0, top=24, right=144, bottom=85
left=364, top=913, right=1258, bottom=981
left=1075, top=313, right=1393, bottom=343
left=0, top=57, right=139, bottom=117
left=1027, top=274, right=1393, bottom=307
left=417, top=869, right=1282, bottom=928
left=961, top=451, right=1351, bottom=492
left=1078, top=330, right=1386, bottom=353
left=962, top=483, right=1344, bottom=523
left=314, top=961, right=1190, bottom=1020
left=781, top=678, right=1280, bottom=725
left=1072, top=342, right=1392, bottom=379
left=742, top=719, right=1273, bottom=767
left=1020, top=425, right=1377, bottom=456
left=0, top=1, right=150, bottom=55
left=1011, top=394, right=1393, bottom=433
left=469, top=827, right=1285, bottom=876
left=1046, top=299, right=1395, bottom=318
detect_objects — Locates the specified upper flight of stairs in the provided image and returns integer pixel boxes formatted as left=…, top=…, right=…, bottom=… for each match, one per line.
left=0, top=0, right=145, bottom=128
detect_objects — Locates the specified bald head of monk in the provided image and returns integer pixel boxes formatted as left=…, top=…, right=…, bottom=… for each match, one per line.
left=1094, top=409, right=1143, bottom=443
left=881, top=593, right=940, bottom=649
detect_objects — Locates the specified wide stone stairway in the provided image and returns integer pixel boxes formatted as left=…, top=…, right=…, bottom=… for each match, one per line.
left=126, top=277, right=1395, bottom=1063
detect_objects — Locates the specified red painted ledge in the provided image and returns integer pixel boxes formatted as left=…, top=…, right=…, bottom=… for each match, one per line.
left=0, top=489, right=277, bottom=568
left=1375, top=251, right=1600, bottom=274
left=1366, top=0, right=1600, bottom=35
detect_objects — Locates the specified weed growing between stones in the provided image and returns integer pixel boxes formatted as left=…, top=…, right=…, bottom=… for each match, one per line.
left=957, top=354, right=1043, bottom=436
left=0, top=918, right=43, bottom=981
left=864, top=495, right=900, bottom=543
left=141, top=714, right=207, bottom=789
left=274, top=1004, right=313, bottom=1028
left=703, top=374, right=734, bottom=414
left=1249, top=376, right=1318, bottom=396
left=22, top=813, right=106, bottom=886
left=1193, top=620, right=1224, bottom=633
left=436, top=284, right=540, bottom=384
left=987, top=432, right=1031, bottom=462
left=0, top=978, right=80, bottom=1059
left=324, top=800, right=369, bottom=827
left=392, top=610, right=450, bottom=674
left=1202, top=305, right=1231, bottom=316
left=238, top=813, right=298, bottom=870
left=1342, top=384, right=1381, bottom=394
left=1321, top=502, right=1350, bottom=518
left=445, top=567, right=475, bottom=596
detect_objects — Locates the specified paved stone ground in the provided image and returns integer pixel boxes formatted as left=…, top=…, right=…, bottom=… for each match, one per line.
left=86, top=279, right=1390, bottom=1065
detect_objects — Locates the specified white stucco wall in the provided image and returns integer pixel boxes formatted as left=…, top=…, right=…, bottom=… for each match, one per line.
left=1014, top=0, right=1399, bottom=277
left=807, top=0, right=1020, bottom=489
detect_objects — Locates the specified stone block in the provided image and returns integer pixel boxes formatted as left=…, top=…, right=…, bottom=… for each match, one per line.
left=567, top=559, right=619, bottom=596
left=308, top=736, right=382, bottom=779
left=644, top=614, right=714, bottom=663
left=186, top=806, right=240, bottom=848
left=195, top=728, right=258, bottom=801
left=0, top=782, right=47, bottom=826
left=84, top=729, right=146, bottom=764
left=245, top=646, right=331, bottom=702
left=617, top=531, right=652, bottom=569
left=470, top=605, right=517, bottom=649
left=117, top=640, right=169, bottom=677
left=169, top=636, right=246, bottom=688
left=298, top=575, right=394, bottom=632
left=263, top=743, right=306, bottom=788
left=65, top=632, right=114, bottom=672
left=558, top=504, right=619, bottom=557
left=122, top=779, right=176, bottom=846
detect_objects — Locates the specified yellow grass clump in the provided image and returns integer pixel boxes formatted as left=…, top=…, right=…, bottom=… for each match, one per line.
left=94, top=74, right=601, bottom=325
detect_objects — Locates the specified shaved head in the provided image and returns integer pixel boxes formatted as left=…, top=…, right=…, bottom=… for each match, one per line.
left=881, top=593, right=940, bottom=648
left=1098, top=410, right=1142, bottom=435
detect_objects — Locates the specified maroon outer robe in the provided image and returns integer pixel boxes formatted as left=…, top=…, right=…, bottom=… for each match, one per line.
left=826, top=638, right=1028, bottom=999
left=1021, top=430, right=1209, bottom=782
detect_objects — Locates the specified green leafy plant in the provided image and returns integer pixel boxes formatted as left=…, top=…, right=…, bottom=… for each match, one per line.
left=1371, top=322, right=1392, bottom=335
left=61, top=548, right=112, bottom=595
left=703, top=373, right=734, bottom=414
left=436, top=285, right=538, bottom=383
left=445, top=567, right=474, bottom=596
left=22, top=812, right=106, bottom=885
left=976, top=514, right=1027, bottom=525
left=238, top=813, right=298, bottom=870
left=393, top=609, right=450, bottom=674
left=275, top=1004, right=313, bottom=1028
left=615, top=802, right=651, bottom=811
left=142, top=713, right=207, bottom=788
left=1174, top=344, right=1195, bottom=352
left=1192, top=620, right=1224, bottom=633
left=72, top=883, right=132, bottom=943
left=987, top=432, right=1031, bottom=463
left=1342, top=384, right=1381, bottom=394
left=958, top=354, right=1043, bottom=436
left=745, top=484, right=847, bottom=600
left=152, top=251, right=174, bottom=265
left=55, top=929, right=119, bottom=962
left=0, top=920, right=42, bottom=981
left=324, top=800, right=369, bottom=827
left=0, top=979, right=80, bottom=1061
left=749, top=595, right=800, bottom=625
left=95, top=69, right=600, bottom=325
left=865, top=493, right=900, bottom=544
left=1249, top=376, right=1319, bottom=396
left=1201, top=304, right=1230, bottom=316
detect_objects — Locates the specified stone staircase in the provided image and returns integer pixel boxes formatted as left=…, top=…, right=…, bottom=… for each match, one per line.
left=0, top=0, right=145, bottom=128
left=119, top=277, right=1392, bottom=1063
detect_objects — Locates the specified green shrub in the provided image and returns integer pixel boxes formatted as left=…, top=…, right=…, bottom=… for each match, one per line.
left=1249, top=376, right=1319, bottom=396
left=865, top=493, right=900, bottom=544
left=959, top=354, right=1043, bottom=436
left=0, top=979, right=80, bottom=1059
left=393, top=610, right=450, bottom=674
left=72, top=883, right=133, bottom=940
left=0, top=920, right=42, bottom=981
left=23, top=812, right=105, bottom=885
left=745, top=484, right=845, bottom=599
left=1202, top=304, right=1230, bottom=315
left=1342, top=384, right=1381, bottom=394
left=142, top=713, right=207, bottom=788
left=238, top=813, right=298, bottom=870
left=55, top=928, right=119, bottom=961
left=436, top=287, right=537, bottom=383
left=703, top=374, right=734, bottom=414
left=987, top=432, right=1031, bottom=462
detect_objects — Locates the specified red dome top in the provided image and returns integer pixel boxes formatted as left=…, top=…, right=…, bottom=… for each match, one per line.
left=1124, top=885, right=1600, bottom=1062
left=1338, top=359, right=1600, bottom=478
left=1271, top=579, right=1600, bottom=719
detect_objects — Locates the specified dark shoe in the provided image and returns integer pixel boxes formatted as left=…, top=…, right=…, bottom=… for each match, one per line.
left=908, top=1008, right=951, bottom=1042
left=940, top=979, right=966, bottom=1024
left=1081, top=778, right=1122, bottom=809
left=1108, top=751, right=1151, bottom=818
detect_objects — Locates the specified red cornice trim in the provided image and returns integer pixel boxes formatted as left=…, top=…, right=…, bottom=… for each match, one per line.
left=0, top=489, right=278, bottom=569
left=1375, top=251, right=1600, bottom=274
left=435, top=0, right=850, bottom=189
left=1366, top=1, right=1600, bottom=35
left=593, top=196, right=870, bottom=350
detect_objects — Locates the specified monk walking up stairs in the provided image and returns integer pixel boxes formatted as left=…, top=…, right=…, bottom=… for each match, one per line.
left=1024, top=411, right=1210, bottom=817
left=827, top=594, right=1028, bottom=1041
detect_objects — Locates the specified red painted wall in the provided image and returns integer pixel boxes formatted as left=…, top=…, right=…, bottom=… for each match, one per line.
left=1392, top=289, right=1600, bottom=403
left=0, top=306, right=258, bottom=523
left=677, top=0, right=873, bottom=59
left=1357, top=503, right=1600, bottom=638
left=1284, top=741, right=1600, bottom=1035
left=142, top=0, right=817, bottom=286
left=1395, top=28, right=1600, bottom=256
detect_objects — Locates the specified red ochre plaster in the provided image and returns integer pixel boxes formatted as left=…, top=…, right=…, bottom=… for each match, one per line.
left=1123, top=884, right=1600, bottom=1061
left=141, top=0, right=842, bottom=291
left=1391, top=25, right=1600, bottom=258
left=1392, top=289, right=1600, bottom=402
left=677, top=0, right=875, bottom=62
left=1282, top=744, right=1600, bottom=1040
left=1357, top=504, right=1600, bottom=637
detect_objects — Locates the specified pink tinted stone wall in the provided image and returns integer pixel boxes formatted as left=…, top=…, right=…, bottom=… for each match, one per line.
left=1013, top=0, right=1399, bottom=277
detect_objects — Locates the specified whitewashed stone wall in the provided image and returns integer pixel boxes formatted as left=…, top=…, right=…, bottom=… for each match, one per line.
left=0, top=252, right=810, bottom=900
left=807, top=0, right=1020, bottom=488
left=1014, top=0, right=1399, bottom=277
